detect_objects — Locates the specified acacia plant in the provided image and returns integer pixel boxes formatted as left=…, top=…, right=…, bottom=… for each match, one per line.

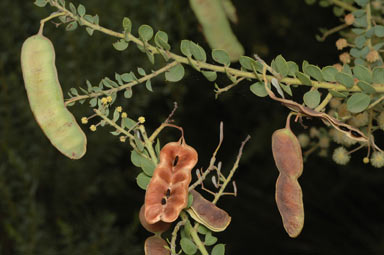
left=22, top=0, right=384, bottom=254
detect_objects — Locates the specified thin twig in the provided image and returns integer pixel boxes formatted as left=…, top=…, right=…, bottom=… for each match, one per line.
left=170, top=219, right=186, bottom=255
left=212, top=135, right=251, bottom=204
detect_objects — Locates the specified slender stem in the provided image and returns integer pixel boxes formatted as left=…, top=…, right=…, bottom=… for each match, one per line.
left=368, top=94, right=384, bottom=109
left=170, top=219, right=186, bottom=255
left=64, top=61, right=179, bottom=106
left=180, top=212, right=209, bottom=255
left=139, top=125, right=158, bottom=165
left=315, top=92, right=333, bottom=112
left=39, top=12, right=66, bottom=35
left=212, top=135, right=250, bottom=204
left=366, top=2, right=373, bottom=49
left=329, top=0, right=358, bottom=12
left=319, top=24, right=348, bottom=42
left=94, top=108, right=135, bottom=140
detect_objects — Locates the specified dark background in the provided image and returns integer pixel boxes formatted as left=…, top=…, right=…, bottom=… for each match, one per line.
left=2, top=0, right=384, bottom=254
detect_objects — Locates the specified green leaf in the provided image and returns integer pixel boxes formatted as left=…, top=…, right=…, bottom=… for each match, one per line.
left=375, top=25, right=384, bottom=37
left=121, top=73, right=134, bottom=82
left=197, top=225, right=209, bottom=235
left=354, top=0, right=369, bottom=7
left=86, top=27, right=94, bottom=36
left=205, top=232, right=218, bottom=246
left=190, top=42, right=207, bottom=62
left=353, top=65, right=372, bottom=83
left=304, top=64, right=323, bottom=81
left=280, top=84, right=292, bottom=96
left=89, top=97, right=97, bottom=107
left=212, top=49, right=230, bottom=66
left=354, top=14, right=367, bottom=27
left=154, top=31, right=171, bottom=51
left=274, top=55, right=289, bottom=77
left=354, top=35, right=366, bottom=48
left=347, top=93, right=370, bottom=113
left=136, top=172, right=151, bottom=190
left=165, top=64, right=185, bottom=82
left=137, top=67, right=146, bottom=76
left=373, top=67, right=384, bottom=83
left=124, top=88, right=133, bottom=98
left=357, top=81, right=376, bottom=94
left=239, top=56, right=254, bottom=70
left=211, top=244, right=225, bottom=255
left=145, top=80, right=153, bottom=92
left=69, top=2, right=77, bottom=15
left=113, top=39, right=129, bottom=51
left=34, top=0, right=48, bottom=7
left=250, top=82, right=268, bottom=97
left=329, top=90, right=348, bottom=98
left=122, top=116, right=136, bottom=129
left=305, top=0, right=316, bottom=5
left=202, top=71, right=217, bottom=82
left=138, top=24, right=154, bottom=41
left=335, top=72, right=354, bottom=88
left=296, top=72, right=312, bottom=85
left=130, top=150, right=142, bottom=167
left=155, top=139, right=161, bottom=157
left=303, top=90, right=321, bottom=108
left=180, top=238, right=197, bottom=255
left=122, top=17, right=132, bottom=33
left=287, top=61, right=299, bottom=76
left=65, top=21, right=78, bottom=31
left=77, top=4, right=85, bottom=17
left=140, top=157, right=155, bottom=176
left=180, top=40, right=192, bottom=57
left=342, top=64, right=352, bottom=75
left=187, top=192, right=193, bottom=208
left=333, top=6, right=344, bottom=17
left=322, top=66, right=338, bottom=82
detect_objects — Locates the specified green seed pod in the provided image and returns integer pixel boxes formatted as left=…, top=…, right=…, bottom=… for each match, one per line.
left=275, top=175, right=304, bottom=238
left=186, top=190, right=231, bottom=232
left=189, top=0, right=244, bottom=62
left=272, top=128, right=303, bottom=178
left=144, top=236, right=170, bottom=255
left=21, top=34, right=87, bottom=159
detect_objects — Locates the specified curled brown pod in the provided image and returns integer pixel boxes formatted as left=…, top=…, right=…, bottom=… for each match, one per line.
left=187, top=190, right=231, bottom=232
left=272, top=128, right=304, bottom=238
left=144, top=236, right=170, bottom=255
left=139, top=205, right=171, bottom=234
left=144, top=141, right=198, bottom=224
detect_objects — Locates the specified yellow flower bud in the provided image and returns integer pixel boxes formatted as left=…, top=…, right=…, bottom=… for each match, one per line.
left=122, top=112, right=128, bottom=118
left=332, top=147, right=350, bottom=165
left=336, top=38, right=348, bottom=50
left=116, top=106, right=122, bottom=112
left=120, top=136, right=127, bottom=142
left=138, top=116, right=145, bottom=124
left=81, top=117, right=88, bottom=124
left=107, top=96, right=113, bottom=103
left=90, top=125, right=97, bottom=131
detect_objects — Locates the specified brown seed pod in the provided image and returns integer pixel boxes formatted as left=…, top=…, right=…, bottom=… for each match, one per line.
left=272, top=128, right=303, bottom=178
left=145, top=141, right=198, bottom=224
left=187, top=190, right=231, bottom=232
left=139, top=205, right=171, bottom=234
left=272, top=127, right=304, bottom=238
left=275, top=175, right=304, bottom=238
left=144, top=236, right=170, bottom=255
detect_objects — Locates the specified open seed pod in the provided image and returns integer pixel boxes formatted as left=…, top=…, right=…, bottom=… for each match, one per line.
left=187, top=190, right=231, bottom=232
left=144, top=236, right=170, bottom=255
left=139, top=205, right=171, bottom=234
left=145, top=141, right=198, bottom=224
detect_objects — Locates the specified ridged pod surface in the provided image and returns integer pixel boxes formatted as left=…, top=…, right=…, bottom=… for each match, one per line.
left=21, top=34, right=87, bottom=159
left=187, top=190, right=231, bottom=232
left=189, top=0, right=244, bottom=62
left=144, top=236, right=170, bottom=255
left=272, top=128, right=304, bottom=238
left=139, top=204, right=171, bottom=234
left=144, top=141, right=198, bottom=224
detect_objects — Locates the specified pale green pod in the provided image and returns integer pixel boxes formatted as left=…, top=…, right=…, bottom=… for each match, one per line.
left=189, top=0, right=244, bottom=62
left=21, top=34, right=87, bottom=159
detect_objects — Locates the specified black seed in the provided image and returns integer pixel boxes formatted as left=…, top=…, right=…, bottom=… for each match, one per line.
left=173, top=155, right=179, bottom=166
left=339, top=125, right=350, bottom=132
left=166, top=189, right=171, bottom=198
left=161, top=198, right=167, bottom=205
left=350, top=130, right=362, bottom=138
